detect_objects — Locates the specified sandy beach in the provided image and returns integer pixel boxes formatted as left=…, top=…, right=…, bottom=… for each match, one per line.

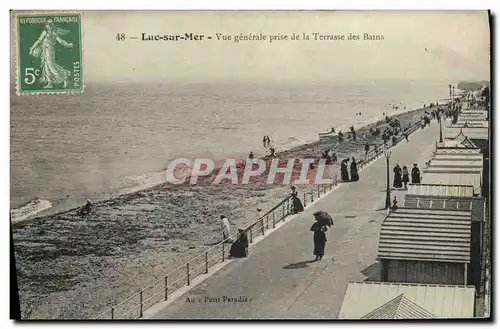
left=12, top=106, right=432, bottom=319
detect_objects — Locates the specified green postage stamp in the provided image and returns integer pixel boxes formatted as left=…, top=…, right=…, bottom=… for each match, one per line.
left=15, top=12, right=83, bottom=94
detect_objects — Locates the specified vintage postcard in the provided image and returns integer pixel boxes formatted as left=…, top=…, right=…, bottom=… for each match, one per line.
left=10, top=10, right=491, bottom=320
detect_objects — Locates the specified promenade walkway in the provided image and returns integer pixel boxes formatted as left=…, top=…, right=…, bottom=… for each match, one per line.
left=149, top=121, right=441, bottom=319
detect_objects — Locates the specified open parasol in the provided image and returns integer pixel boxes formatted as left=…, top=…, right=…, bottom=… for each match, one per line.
left=313, top=210, right=334, bottom=227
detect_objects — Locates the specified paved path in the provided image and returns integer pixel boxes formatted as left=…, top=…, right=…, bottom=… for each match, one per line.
left=150, top=121, right=441, bottom=319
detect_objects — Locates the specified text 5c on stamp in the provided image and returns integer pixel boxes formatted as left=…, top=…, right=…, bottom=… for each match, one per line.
left=15, top=13, right=83, bottom=95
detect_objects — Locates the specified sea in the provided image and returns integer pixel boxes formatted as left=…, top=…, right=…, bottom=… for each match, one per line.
left=10, top=80, right=451, bottom=222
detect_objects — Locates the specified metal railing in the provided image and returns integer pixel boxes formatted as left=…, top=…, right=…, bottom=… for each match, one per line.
left=94, top=120, right=423, bottom=319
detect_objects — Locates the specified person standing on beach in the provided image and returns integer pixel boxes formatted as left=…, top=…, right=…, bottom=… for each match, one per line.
left=402, top=166, right=410, bottom=189
left=310, top=218, right=328, bottom=261
left=248, top=151, right=254, bottom=159
left=266, top=136, right=271, bottom=148
left=350, top=157, right=359, bottom=182
left=411, top=163, right=421, bottom=184
left=263, top=136, right=267, bottom=148
left=393, top=163, right=403, bottom=188
left=221, top=215, right=231, bottom=242
left=364, top=143, right=370, bottom=155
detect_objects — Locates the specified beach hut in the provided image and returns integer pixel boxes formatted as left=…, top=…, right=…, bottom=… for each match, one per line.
left=378, top=208, right=472, bottom=286
left=404, top=183, right=486, bottom=291
left=421, top=169, right=482, bottom=196
left=444, top=127, right=489, bottom=141
left=339, top=282, right=476, bottom=319
left=434, top=147, right=481, bottom=155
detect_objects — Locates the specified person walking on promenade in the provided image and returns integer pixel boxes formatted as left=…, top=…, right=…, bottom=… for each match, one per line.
left=411, top=163, right=421, bottom=184
left=229, top=228, right=248, bottom=258
left=392, top=135, right=397, bottom=147
left=341, top=159, right=350, bottom=182
left=350, top=157, right=359, bottom=182
left=310, top=218, right=328, bottom=261
left=403, top=132, right=409, bottom=142
left=364, top=143, right=370, bottom=155
left=393, top=163, right=403, bottom=188
left=290, top=186, right=304, bottom=214
left=331, top=152, right=338, bottom=165
left=402, top=165, right=410, bottom=189
left=221, top=215, right=232, bottom=242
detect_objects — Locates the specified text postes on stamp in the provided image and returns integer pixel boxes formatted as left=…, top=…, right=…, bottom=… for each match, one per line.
left=16, top=13, right=83, bottom=94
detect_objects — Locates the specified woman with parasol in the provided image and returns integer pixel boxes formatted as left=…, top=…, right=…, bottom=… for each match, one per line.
left=310, top=211, right=333, bottom=261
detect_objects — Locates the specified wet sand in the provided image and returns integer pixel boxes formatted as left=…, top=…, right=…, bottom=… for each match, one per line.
left=12, top=106, right=430, bottom=319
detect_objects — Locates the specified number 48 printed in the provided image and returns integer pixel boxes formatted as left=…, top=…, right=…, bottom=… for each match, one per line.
left=116, top=33, right=125, bottom=41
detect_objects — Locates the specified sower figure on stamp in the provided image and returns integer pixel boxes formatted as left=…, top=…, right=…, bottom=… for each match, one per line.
left=29, top=18, right=73, bottom=89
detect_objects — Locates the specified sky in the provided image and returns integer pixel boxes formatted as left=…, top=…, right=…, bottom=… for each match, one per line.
left=11, top=10, right=491, bottom=83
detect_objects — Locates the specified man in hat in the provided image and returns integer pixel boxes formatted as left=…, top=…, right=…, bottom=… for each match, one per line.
left=220, top=215, right=231, bottom=242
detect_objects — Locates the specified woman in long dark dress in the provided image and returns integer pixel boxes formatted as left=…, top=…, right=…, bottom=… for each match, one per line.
left=350, top=157, right=359, bottom=182
left=291, top=186, right=304, bottom=214
left=411, top=163, right=421, bottom=184
left=393, top=163, right=403, bottom=188
left=310, top=220, right=328, bottom=261
left=341, top=159, right=350, bottom=182
left=229, top=229, right=248, bottom=258
left=402, top=165, right=410, bottom=189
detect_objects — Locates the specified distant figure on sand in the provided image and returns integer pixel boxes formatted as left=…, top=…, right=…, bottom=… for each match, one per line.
left=338, top=131, right=344, bottom=142
left=221, top=215, right=231, bottom=242
left=248, top=151, right=254, bottom=159
left=402, top=166, right=409, bottom=189
left=331, top=127, right=335, bottom=133
left=79, top=199, right=93, bottom=216
left=341, top=159, right=350, bottom=182
left=364, top=143, right=370, bottom=155
left=229, top=228, right=249, bottom=258
left=403, top=132, right=409, bottom=142
left=291, top=186, right=304, bottom=214
left=393, top=163, right=403, bottom=188
left=269, top=147, right=276, bottom=158
left=266, top=136, right=271, bottom=147
left=350, top=157, right=359, bottom=182
left=310, top=218, right=328, bottom=261
left=411, top=163, right=421, bottom=184
left=262, top=136, right=267, bottom=148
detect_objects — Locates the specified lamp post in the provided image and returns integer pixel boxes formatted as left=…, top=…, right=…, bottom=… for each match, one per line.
left=439, top=113, right=443, bottom=143
left=384, top=150, right=392, bottom=209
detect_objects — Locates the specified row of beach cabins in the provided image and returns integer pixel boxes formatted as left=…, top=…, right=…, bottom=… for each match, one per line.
left=338, top=93, right=491, bottom=319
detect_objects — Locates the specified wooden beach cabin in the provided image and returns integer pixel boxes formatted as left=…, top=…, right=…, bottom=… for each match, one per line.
left=377, top=207, right=472, bottom=286
left=404, top=183, right=486, bottom=291
left=421, top=169, right=482, bottom=197
left=338, top=282, right=476, bottom=319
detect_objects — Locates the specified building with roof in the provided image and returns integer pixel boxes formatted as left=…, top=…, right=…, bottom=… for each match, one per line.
left=339, top=282, right=476, bottom=319
left=378, top=208, right=471, bottom=285
left=444, top=127, right=489, bottom=141
left=421, top=169, right=482, bottom=196
left=361, top=294, right=435, bottom=319
left=403, top=185, right=486, bottom=291
left=434, top=147, right=481, bottom=155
